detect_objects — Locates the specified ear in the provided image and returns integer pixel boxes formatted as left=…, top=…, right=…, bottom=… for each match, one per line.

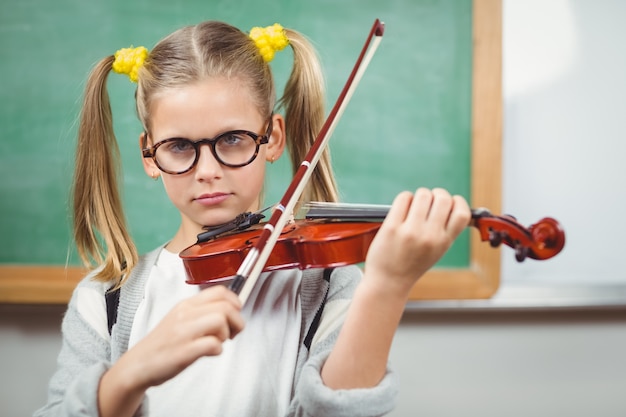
left=266, top=113, right=286, bottom=163
left=139, top=132, right=160, bottom=179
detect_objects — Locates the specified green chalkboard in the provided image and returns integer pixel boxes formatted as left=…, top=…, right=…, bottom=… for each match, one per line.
left=0, top=0, right=472, bottom=268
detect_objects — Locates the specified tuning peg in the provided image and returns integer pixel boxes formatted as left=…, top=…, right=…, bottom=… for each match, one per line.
left=514, top=244, right=529, bottom=262
left=487, top=229, right=503, bottom=247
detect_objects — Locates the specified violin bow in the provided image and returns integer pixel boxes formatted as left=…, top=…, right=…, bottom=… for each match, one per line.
left=229, top=19, right=385, bottom=304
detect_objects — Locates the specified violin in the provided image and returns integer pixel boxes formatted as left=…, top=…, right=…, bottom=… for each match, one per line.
left=180, top=202, right=565, bottom=286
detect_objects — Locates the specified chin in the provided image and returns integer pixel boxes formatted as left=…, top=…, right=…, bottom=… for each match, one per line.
left=185, top=204, right=252, bottom=230
left=194, top=212, right=239, bottom=229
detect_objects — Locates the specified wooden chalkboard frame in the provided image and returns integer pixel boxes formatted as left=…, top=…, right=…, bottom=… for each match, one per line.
left=409, top=0, right=502, bottom=300
left=0, top=0, right=501, bottom=304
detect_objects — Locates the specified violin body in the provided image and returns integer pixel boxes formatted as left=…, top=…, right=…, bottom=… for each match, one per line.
left=181, top=219, right=381, bottom=285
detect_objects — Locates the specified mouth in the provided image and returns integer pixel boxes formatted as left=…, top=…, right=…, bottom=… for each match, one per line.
left=194, top=193, right=231, bottom=206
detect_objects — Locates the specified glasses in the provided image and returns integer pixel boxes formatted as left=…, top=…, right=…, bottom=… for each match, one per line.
left=142, top=118, right=273, bottom=175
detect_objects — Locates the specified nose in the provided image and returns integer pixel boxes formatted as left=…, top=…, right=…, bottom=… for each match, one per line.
left=193, top=143, right=223, bottom=181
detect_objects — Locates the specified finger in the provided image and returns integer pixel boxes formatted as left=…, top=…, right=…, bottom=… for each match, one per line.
left=194, top=284, right=242, bottom=309
left=446, top=195, right=472, bottom=237
left=191, top=300, right=245, bottom=340
left=405, top=187, right=435, bottom=225
left=187, top=335, right=227, bottom=358
left=383, top=191, right=414, bottom=227
left=224, top=304, right=246, bottom=337
left=424, top=188, right=453, bottom=226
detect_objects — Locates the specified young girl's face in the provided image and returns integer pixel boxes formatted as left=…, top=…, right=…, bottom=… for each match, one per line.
left=143, top=77, right=285, bottom=243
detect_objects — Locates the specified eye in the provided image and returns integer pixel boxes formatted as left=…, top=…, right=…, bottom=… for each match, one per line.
left=219, top=132, right=249, bottom=147
left=162, top=139, right=195, bottom=154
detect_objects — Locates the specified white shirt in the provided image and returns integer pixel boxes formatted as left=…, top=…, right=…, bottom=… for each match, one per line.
left=128, top=248, right=302, bottom=416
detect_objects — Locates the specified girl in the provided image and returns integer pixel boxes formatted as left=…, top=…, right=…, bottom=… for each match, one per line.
left=35, top=20, right=470, bottom=417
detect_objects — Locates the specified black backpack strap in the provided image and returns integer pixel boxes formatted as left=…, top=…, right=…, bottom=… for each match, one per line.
left=303, top=268, right=333, bottom=350
left=105, top=286, right=121, bottom=335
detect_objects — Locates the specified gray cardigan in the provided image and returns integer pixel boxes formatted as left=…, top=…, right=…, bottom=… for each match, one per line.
left=34, top=247, right=398, bottom=417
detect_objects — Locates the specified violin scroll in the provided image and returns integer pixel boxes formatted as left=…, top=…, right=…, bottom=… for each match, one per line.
left=471, top=208, right=565, bottom=262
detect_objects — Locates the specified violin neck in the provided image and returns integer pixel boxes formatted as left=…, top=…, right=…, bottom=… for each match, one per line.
left=304, top=201, right=487, bottom=222
left=303, top=202, right=390, bottom=220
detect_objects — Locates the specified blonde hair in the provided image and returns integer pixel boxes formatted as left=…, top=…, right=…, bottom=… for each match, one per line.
left=73, top=21, right=338, bottom=285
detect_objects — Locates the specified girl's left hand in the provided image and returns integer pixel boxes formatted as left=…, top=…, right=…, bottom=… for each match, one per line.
left=364, top=187, right=471, bottom=296
left=322, top=188, right=470, bottom=389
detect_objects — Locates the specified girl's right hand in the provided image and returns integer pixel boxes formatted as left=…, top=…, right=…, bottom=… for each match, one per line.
left=98, top=285, right=244, bottom=417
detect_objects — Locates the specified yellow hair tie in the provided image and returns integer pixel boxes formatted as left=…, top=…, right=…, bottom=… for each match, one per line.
left=112, top=46, right=148, bottom=82
left=249, top=23, right=289, bottom=63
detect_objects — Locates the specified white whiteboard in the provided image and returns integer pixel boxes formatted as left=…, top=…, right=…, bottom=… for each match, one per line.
left=501, top=0, right=626, bottom=286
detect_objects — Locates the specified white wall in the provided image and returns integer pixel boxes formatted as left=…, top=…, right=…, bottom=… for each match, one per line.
left=2, top=1, right=626, bottom=416
left=389, top=311, right=626, bottom=417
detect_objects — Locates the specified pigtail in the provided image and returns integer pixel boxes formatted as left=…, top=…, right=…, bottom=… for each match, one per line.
left=279, top=29, right=339, bottom=204
left=72, top=56, right=137, bottom=285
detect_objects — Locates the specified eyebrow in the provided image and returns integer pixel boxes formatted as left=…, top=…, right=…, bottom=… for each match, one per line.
left=151, top=127, right=256, bottom=143
left=149, top=116, right=271, bottom=144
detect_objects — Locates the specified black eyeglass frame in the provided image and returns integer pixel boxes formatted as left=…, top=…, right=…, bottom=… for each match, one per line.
left=142, top=117, right=273, bottom=174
